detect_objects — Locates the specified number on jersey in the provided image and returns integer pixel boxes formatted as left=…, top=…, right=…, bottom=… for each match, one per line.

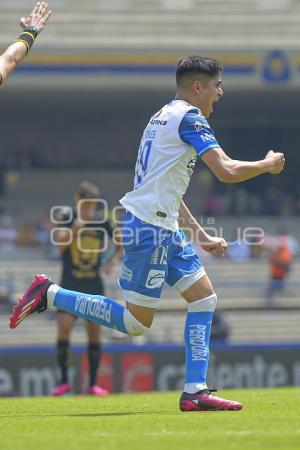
left=134, top=140, right=152, bottom=188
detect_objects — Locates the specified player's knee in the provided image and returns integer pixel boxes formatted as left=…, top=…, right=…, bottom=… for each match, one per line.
left=188, top=292, right=218, bottom=312
left=123, top=309, right=148, bottom=336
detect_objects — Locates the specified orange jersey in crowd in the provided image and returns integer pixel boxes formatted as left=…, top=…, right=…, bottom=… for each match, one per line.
left=270, top=245, right=293, bottom=279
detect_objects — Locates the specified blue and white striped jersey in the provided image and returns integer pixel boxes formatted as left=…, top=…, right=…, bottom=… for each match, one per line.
left=120, top=99, right=220, bottom=231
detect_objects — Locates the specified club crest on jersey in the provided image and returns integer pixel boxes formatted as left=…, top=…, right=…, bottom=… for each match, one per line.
left=194, top=121, right=203, bottom=132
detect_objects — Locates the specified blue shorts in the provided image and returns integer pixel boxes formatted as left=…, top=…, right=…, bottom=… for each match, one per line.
left=118, top=212, right=206, bottom=307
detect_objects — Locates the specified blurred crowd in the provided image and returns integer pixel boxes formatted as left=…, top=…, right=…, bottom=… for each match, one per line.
left=0, top=212, right=298, bottom=335
left=198, top=170, right=300, bottom=216
left=0, top=209, right=299, bottom=259
left=0, top=213, right=53, bottom=253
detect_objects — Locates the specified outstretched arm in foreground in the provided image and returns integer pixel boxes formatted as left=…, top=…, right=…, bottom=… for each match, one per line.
left=0, top=2, right=51, bottom=86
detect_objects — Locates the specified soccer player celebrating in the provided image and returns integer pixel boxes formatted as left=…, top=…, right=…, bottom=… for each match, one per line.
left=0, top=2, right=51, bottom=87
left=10, top=56, right=285, bottom=411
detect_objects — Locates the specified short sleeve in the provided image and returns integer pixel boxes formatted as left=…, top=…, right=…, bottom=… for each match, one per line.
left=178, top=109, right=220, bottom=157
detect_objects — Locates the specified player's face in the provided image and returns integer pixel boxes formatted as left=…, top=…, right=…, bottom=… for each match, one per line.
left=198, top=74, right=223, bottom=118
left=77, top=201, right=97, bottom=220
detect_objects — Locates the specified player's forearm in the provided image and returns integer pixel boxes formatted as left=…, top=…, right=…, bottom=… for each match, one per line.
left=222, top=159, right=270, bottom=183
left=179, top=201, right=209, bottom=241
left=6, top=41, right=30, bottom=64
left=0, top=42, right=29, bottom=83
left=0, top=2, right=52, bottom=86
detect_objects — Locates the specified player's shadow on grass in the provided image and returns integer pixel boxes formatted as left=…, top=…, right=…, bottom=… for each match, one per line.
left=3, top=412, right=160, bottom=418
left=65, top=412, right=156, bottom=417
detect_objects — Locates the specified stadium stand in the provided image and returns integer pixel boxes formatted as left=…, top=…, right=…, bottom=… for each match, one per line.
left=1, top=0, right=299, bottom=361
left=0, top=0, right=299, bottom=50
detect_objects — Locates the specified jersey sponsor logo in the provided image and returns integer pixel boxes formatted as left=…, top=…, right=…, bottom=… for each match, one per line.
left=194, top=121, right=203, bottom=132
left=151, top=245, right=168, bottom=265
left=145, top=269, right=165, bottom=289
left=149, top=118, right=167, bottom=126
left=121, top=265, right=133, bottom=282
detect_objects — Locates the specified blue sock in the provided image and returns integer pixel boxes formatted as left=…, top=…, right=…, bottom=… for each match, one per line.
left=53, top=287, right=129, bottom=334
left=184, top=294, right=217, bottom=386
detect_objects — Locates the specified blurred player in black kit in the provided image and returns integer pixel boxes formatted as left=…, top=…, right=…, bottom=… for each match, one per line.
left=52, top=182, right=121, bottom=396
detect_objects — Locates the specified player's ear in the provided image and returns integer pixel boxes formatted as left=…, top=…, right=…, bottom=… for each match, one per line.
left=192, top=80, right=202, bottom=94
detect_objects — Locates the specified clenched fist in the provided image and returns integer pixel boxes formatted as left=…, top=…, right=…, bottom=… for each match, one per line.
left=201, top=236, right=228, bottom=258
left=265, top=150, right=285, bottom=175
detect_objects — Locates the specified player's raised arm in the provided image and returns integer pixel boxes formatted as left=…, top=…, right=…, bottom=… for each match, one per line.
left=0, top=2, right=51, bottom=86
left=201, top=147, right=285, bottom=183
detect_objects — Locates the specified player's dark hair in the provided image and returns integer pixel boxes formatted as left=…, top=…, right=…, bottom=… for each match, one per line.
left=78, top=181, right=100, bottom=199
left=176, top=55, right=223, bottom=87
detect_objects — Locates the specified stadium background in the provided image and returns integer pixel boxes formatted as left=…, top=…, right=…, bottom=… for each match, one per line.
left=0, top=0, right=299, bottom=396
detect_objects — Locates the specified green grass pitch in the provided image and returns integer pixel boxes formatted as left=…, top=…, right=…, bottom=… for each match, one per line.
left=0, top=388, right=299, bottom=450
